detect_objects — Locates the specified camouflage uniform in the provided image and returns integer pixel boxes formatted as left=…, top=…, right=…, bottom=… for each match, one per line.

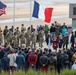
left=3, top=27, right=9, bottom=43
left=15, top=29, right=20, bottom=45
left=31, top=30, right=37, bottom=49
left=6, top=30, right=13, bottom=45
left=38, top=29, right=44, bottom=47
left=21, top=26, right=26, bottom=33
left=0, top=29, right=3, bottom=44
left=12, top=33, right=18, bottom=48
left=20, top=31, right=25, bottom=45
left=25, top=29, right=31, bottom=47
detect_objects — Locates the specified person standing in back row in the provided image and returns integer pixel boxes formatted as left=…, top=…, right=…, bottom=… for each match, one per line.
left=50, top=23, right=56, bottom=38
left=70, top=32, right=75, bottom=48
left=3, top=26, right=9, bottom=43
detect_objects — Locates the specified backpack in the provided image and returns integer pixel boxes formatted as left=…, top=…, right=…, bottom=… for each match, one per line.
left=64, top=54, right=69, bottom=63
left=49, top=56, right=56, bottom=65
left=30, top=54, right=35, bottom=62
left=28, top=52, right=37, bottom=65
left=39, top=55, right=48, bottom=66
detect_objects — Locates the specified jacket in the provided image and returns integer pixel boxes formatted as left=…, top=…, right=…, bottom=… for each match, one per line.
left=28, top=52, right=37, bottom=65
left=16, top=54, right=25, bottom=67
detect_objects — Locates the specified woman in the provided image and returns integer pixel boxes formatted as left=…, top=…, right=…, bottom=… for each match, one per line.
left=52, top=36, right=59, bottom=52
left=58, top=35, right=63, bottom=49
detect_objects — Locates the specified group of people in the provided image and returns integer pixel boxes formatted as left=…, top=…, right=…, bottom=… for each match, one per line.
left=0, top=43, right=76, bottom=74
left=0, top=21, right=76, bottom=74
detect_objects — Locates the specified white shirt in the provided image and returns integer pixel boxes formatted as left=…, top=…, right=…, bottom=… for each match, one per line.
left=8, top=54, right=15, bottom=66
left=13, top=53, right=18, bottom=67
left=72, top=64, right=76, bottom=70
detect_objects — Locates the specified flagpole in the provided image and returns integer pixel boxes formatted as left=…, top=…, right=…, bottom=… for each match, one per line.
left=13, top=0, right=15, bottom=32
left=30, top=0, right=32, bottom=27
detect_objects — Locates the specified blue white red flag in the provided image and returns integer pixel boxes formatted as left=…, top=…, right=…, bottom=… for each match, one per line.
left=32, top=1, right=53, bottom=23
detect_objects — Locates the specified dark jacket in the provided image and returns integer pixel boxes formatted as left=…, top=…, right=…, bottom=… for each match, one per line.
left=50, top=26, right=56, bottom=32
left=39, top=54, right=48, bottom=66
left=16, top=53, right=25, bottom=68
left=1, top=56, right=10, bottom=68
left=0, top=50, right=5, bottom=59
left=70, top=34, right=75, bottom=43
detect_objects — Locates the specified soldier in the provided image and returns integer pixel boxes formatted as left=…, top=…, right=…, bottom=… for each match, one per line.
left=11, top=33, right=18, bottom=48
left=38, top=29, right=44, bottom=48
left=15, top=27, right=20, bottom=45
left=3, top=26, right=9, bottom=43
left=20, top=30, right=25, bottom=45
left=21, top=24, right=26, bottom=32
left=6, top=29, right=13, bottom=45
left=25, top=27, right=31, bottom=47
left=0, top=27, right=3, bottom=44
left=31, top=29, right=37, bottom=49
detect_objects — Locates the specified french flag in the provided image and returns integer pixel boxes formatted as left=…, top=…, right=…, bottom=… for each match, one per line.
left=32, top=1, right=53, bottom=23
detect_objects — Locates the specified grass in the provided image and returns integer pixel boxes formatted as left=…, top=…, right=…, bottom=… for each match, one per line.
left=1, top=69, right=76, bottom=75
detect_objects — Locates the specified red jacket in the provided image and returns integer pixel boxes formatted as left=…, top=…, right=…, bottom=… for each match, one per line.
left=28, top=52, right=37, bottom=65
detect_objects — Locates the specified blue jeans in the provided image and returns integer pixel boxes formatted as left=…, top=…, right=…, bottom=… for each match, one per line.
left=50, top=32, right=55, bottom=38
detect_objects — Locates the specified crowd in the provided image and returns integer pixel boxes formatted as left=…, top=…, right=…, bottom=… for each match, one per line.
left=0, top=21, right=76, bottom=74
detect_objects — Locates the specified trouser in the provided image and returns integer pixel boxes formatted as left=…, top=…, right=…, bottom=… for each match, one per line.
left=4, top=36, right=7, bottom=43
left=63, top=43, right=68, bottom=50
left=71, top=42, right=74, bottom=48
left=50, top=32, right=55, bottom=38
left=26, top=40, right=30, bottom=47
left=9, top=66, right=14, bottom=74
left=39, top=41, right=43, bottom=48
left=31, top=41, right=36, bottom=49
left=40, top=66, right=48, bottom=73
left=57, top=64, right=61, bottom=74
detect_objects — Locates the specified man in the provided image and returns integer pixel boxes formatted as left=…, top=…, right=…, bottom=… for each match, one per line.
left=38, top=29, right=44, bottom=48
left=7, top=29, right=13, bottom=45
left=11, top=33, right=18, bottom=48
left=21, top=24, right=26, bottom=32
left=39, top=52, right=48, bottom=73
left=31, top=29, right=37, bottom=49
left=70, top=32, right=75, bottom=48
left=16, top=51, right=25, bottom=71
left=44, top=24, right=49, bottom=39
left=54, top=21, right=61, bottom=36
left=46, top=33, right=52, bottom=49
left=28, top=52, right=37, bottom=69
left=0, top=27, right=3, bottom=44
left=48, top=52, right=56, bottom=72
left=20, top=30, right=25, bottom=45
left=15, top=27, right=20, bottom=45
left=25, top=27, right=31, bottom=47
left=3, top=26, right=9, bottom=43
left=50, top=23, right=56, bottom=38
left=63, top=32, right=69, bottom=50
